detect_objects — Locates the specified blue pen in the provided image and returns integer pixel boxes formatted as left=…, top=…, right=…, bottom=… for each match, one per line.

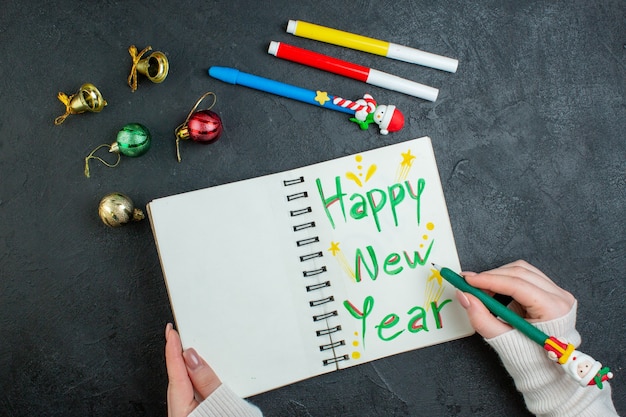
left=208, top=66, right=404, bottom=135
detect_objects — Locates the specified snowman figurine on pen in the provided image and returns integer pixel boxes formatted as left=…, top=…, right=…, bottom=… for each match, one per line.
left=335, top=93, right=405, bottom=135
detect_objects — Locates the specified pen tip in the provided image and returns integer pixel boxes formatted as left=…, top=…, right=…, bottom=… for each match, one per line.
left=431, top=263, right=441, bottom=271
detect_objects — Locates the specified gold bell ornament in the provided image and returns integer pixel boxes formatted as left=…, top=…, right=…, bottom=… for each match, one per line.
left=54, top=83, right=107, bottom=125
left=98, top=192, right=144, bottom=227
left=127, top=45, right=169, bottom=92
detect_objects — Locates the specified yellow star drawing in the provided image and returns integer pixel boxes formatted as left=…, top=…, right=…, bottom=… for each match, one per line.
left=315, top=91, right=330, bottom=105
left=396, top=149, right=417, bottom=182
left=328, top=241, right=341, bottom=256
left=401, top=149, right=416, bottom=166
left=428, top=268, right=443, bottom=286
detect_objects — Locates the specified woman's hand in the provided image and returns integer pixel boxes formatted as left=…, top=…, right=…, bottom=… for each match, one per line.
left=165, top=323, right=222, bottom=417
left=456, top=260, right=576, bottom=339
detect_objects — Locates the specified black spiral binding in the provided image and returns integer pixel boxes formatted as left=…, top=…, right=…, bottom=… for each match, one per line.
left=303, top=267, right=327, bottom=277
left=283, top=176, right=349, bottom=368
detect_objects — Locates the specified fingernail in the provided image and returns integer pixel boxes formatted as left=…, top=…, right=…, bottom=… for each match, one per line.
left=456, top=291, right=471, bottom=309
left=183, top=348, right=202, bottom=370
left=461, top=271, right=477, bottom=277
left=165, top=323, right=173, bottom=340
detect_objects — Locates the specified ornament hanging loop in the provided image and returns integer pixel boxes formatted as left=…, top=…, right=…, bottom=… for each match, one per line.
left=84, top=144, right=121, bottom=178
left=175, top=92, right=218, bottom=162
left=186, top=92, right=218, bottom=120
left=54, top=83, right=107, bottom=125
left=128, top=45, right=169, bottom=92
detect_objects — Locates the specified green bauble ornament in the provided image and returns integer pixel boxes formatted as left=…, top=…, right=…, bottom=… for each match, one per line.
left=111, top=123, right=151, bottom=157
left=84, top=122, right=152, bottom=177
left=98, top=192, right=145, bottom=227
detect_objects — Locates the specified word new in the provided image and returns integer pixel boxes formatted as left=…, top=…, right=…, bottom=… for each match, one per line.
left=354, top=240, right=434, bottom=282
left=316, top=176, right=426, bottom=232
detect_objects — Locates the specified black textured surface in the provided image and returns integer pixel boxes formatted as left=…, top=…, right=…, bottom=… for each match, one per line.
left=1, top=1, right=624, bottom=416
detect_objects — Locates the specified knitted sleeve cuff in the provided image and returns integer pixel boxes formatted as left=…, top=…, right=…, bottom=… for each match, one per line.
left=486, top=301, right=580, bottom=393
left=485, top=302, right=618, bottom=417
left=189, top=384, right=263, bottom=417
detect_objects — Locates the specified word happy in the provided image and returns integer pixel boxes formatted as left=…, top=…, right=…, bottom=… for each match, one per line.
left=316, top=176, right=426, bottom=232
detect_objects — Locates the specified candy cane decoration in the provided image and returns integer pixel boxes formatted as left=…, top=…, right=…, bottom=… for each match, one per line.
left=333, top=93, right=377, bottom=116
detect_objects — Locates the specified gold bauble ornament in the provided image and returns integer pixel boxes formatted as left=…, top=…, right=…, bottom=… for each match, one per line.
left=98, top=192, right=144, bottom=227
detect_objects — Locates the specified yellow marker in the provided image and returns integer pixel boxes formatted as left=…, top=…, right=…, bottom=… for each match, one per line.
left=287, top=20, right=458, bottom=73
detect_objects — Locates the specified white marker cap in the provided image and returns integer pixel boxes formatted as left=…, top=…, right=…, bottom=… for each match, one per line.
left=286, top=20, right=297, bottom=34
left=268, top=41, right=280, bottom=56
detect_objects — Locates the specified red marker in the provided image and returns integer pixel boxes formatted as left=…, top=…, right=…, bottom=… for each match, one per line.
left=268, top=41, right=439, bottom=102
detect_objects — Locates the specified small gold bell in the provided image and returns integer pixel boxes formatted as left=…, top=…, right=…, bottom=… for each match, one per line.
left=54, top=83, right=107, bottom=125
left=128, top=45, right=169, bottom=91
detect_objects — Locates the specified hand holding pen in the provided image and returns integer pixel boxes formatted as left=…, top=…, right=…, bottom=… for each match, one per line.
left=436, top=260, right=613, bottom=389
left=456, top=260, right=575, bottom=339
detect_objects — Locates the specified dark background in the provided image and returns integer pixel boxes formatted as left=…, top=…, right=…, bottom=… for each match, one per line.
left=1, top=1, right=624, bottom=416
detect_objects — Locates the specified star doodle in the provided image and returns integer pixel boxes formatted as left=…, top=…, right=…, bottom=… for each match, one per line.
left=428, top=268, right=444, bottom=286
left=328, top=241, right=341, bottom=256
left=401, top=149, right=416, bottom=167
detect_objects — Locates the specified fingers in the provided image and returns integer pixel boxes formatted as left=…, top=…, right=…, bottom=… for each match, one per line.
left=183, top=348, right=222, bottom=401
left=165, top=323, right=223, bottom=411
left=165, top=324, right=198, bottom=417
left=462, top=260, right=575, bottom=323
left=165, top=324, right=192, bottom=386
left=457, top=291, right=511, bottom=339
left=485, top=260, right=565, bottom=296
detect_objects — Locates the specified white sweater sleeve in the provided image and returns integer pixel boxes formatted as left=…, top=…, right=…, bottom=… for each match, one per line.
left=485, top=302, right=619, bottom=417
left=189, top=384, right=263, bottom=417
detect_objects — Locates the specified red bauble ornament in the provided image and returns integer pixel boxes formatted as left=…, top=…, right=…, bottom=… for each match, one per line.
left=175, top=92, right=223, bottom=162
left=186, top=110, right=222, bottom=143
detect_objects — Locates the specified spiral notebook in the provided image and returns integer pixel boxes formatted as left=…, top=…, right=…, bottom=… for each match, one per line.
left=148, top=136, right=473, bottom=398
